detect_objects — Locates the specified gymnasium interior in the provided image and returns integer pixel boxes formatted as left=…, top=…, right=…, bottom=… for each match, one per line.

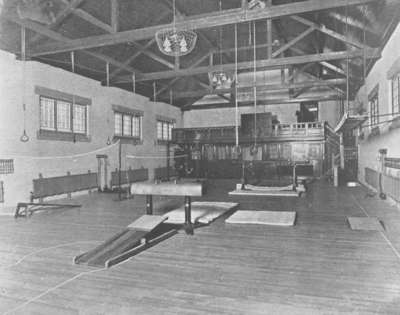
left=0, top=0, right=400, bottom=313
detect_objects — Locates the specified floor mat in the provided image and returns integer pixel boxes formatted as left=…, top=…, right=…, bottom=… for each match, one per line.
left=164, top=202, right=238, bottom=224
left=228, top=189, right=299, bottom=197
left=226, top=210, right=296, bottom=226
left=347, top=217, right=383, bottom=231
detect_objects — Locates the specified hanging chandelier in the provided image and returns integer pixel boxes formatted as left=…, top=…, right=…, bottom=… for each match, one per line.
left=210, top=71, right=233, bottom=89
left=155, top=0, right=197, bottom=56
left=209, top=0, right=232, bottom=89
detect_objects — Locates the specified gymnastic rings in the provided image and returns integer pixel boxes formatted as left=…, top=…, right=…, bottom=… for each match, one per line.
left=233, top=145, right=242, bottom=157
left=250, top=145, right=258, bottom=156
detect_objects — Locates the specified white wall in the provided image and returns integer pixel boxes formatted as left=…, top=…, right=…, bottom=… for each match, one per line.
left=0, top=50, right=181, bottom=209
left=183, top=97, right=339, bottom=128
left=356, top=22, right=400, bottom=186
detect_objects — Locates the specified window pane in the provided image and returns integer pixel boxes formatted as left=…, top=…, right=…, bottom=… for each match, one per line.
left=163, top=122, right=169, bottom=140
left=157, top=121, right=163, bottom=139
left=132, top=116, right=140, bottom=137
left=168, top=123, right=173, bottom=140
left=57, top=100, right=71, bottom=131
left=393, top=75, right=399, bottom=114
left=123, top=114, right=132, bottom=136
left=114, top=113, right=122, bottom=135
left=40, top=97, right=55, bottom=130
left=73, top=104, right=86, bottom=133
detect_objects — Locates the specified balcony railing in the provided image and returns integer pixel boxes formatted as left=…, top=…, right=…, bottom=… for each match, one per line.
left=172, top=122, right=325, bottom=144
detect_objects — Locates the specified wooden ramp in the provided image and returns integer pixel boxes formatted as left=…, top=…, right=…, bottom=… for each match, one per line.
left=74, top=215, right=177, bottom=268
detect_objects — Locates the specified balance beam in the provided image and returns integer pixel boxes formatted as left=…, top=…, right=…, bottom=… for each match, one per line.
left=130, top=182, right=203, bottom=234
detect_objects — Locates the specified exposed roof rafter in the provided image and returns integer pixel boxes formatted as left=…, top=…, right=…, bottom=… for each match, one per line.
left=27, top=0, right=379, bottom=57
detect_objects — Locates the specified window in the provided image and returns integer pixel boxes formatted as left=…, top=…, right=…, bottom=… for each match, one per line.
left=114, top=112, right=142, bottom=139
left=392, top=72, right=400, bottom=114
left=369, top=85, right=379, bottom=126
left=36, top=86, right=91, bottom=142
left=39, top=96, right=88, bottom=134
left=157, top=119, right=175, bottom=142
left=0, top=159, right=14, bottom=174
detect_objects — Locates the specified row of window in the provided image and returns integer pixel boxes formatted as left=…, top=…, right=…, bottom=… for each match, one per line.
left=368, top=72, right=400, bottom=126
left=40, top=96, right=87, bottom=134
left=39, top=95, right=175, bottom=142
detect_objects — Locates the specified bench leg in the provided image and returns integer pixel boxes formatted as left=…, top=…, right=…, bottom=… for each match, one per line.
left=184, top=196, right=193, bottom=235
left=146, top=195, right=153, bottom=215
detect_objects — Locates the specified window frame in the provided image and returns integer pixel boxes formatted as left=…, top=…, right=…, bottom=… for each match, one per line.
left=391, top=72, right=400, bottom=114
left=368, top=85, right=379, bottom=127
left=156, top=119, right=175, bottom=143
left=113, top=111, right=142, bottom=141
left=38, top=95, right=89, bottom=142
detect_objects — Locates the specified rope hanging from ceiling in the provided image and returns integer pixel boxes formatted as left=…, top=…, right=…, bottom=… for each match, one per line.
left=250, top=21, right=258, bottom=156
left=20, top=26, right=29, bottom=143
left=234, top=23, right=240, bottom=154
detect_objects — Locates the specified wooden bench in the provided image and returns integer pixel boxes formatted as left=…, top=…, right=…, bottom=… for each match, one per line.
left=130, top=182, right=203, bottom=234
left=14, top=171, right=94, bottom=218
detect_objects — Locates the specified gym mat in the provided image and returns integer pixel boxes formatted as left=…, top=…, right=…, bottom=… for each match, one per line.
left=229, top=189, right=299, bottom=197
left=226, top=210, right=296, bottom=226
left=238, top=183, right=294, bottom=191
left=164, top=202, right=238, bottom=225
left=347, top=217, right=383, bottom=231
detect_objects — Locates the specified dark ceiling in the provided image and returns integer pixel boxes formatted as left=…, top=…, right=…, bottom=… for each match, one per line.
left=0, top=0, right=399, bottom=110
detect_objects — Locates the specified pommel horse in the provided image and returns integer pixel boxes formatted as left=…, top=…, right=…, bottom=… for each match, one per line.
left=130, top=181, right=203, bottom=235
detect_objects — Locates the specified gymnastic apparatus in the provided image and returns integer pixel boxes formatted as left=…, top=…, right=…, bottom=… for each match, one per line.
left=74, top=181, right=203, bottom=268
left=130, top=181, right=203, bottom=234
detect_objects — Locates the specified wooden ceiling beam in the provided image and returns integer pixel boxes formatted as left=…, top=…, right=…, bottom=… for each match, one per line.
left=30, top=0, right=86, bottom=43
left=153, top=51, right=212, bottom=98
left=159, top=78, right=346, bottom=100
left=129, top=42, right=174, bottom=69
left=114, top=48, right=380, bottom=82
left=108, top=11, right=170, bottom=80
left=271, top=26, right=314, bottom=58
left=2, top=11, right=141, bottom=75
left=290, top=15, right=370, bottom=49
left=28, top=0, right=380, bottom=56
left=328, top=11, right=378, bottom=35
left=111, top=0, right=119, bottom=33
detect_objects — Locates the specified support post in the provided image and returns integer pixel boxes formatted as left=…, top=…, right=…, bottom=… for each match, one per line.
left=378, top=148, right=387, bottom=199
left=146, top=195, right=153, bottom=215
left=166, top=141, right=170, bottom=181
left=118, top=141, right=122, bottom=199
left=184, top=196, right=193, bottom=235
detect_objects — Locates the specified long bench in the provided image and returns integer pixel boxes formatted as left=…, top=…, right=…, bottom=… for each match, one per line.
left=14, top=171, right=94, bottom=218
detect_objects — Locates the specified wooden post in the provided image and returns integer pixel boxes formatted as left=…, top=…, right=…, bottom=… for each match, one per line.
left=146, top=195, right=153, bottom=215
left=67, top=171, right=72, bottom=199
left=184, top=196, right=193, bottom=235
left=378, top=148, right=387, bottom=199
left=118, top=141, right=122, bottom=199
left=166, top=141, right=170, bottom=181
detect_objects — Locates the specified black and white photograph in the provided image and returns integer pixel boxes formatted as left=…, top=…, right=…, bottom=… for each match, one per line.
left=0, top=0, right=400, bottom=313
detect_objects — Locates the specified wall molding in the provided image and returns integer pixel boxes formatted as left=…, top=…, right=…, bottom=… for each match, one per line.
left=35, top=86, right=92, bottom=105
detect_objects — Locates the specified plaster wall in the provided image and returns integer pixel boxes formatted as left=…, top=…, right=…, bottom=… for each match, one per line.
left=183, top=100, right=339, bottom=128
left=355, top=23, right=400, bottom=187
left=0, top=50, right=181, bottom=209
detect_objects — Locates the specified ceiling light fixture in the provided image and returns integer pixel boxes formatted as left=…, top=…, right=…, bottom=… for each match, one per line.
left=155, top=0, right=197, bottom=56
left=248, top=0, right=266, bottom=10
left=210, top=0, right=232, bottom=89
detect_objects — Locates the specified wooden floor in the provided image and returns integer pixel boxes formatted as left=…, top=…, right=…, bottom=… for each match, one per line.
left=1, top=180, right=400, bottom=314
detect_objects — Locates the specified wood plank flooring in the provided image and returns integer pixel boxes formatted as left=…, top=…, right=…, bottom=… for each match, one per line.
left=1, top=179, right=400, bottom=314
